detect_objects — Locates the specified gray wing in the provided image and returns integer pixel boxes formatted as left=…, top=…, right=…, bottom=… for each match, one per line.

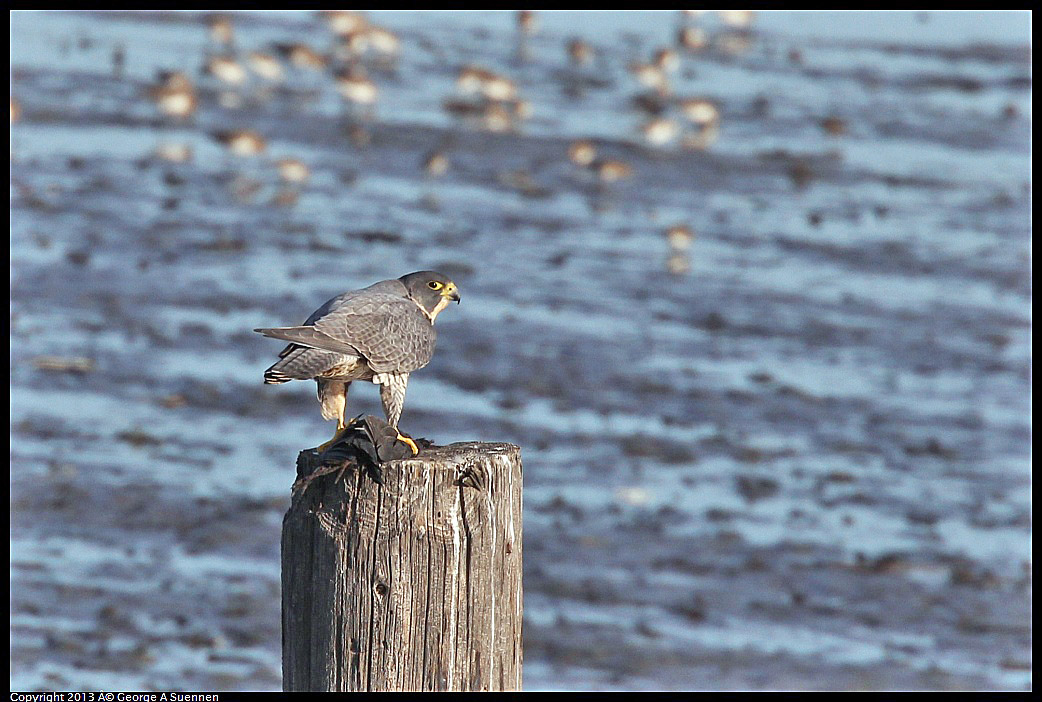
left=312, top=293, right=437, bottom=373
left=257, top=279, right=412, bottom=382
left=303, top=279, right=407, bottom=325
left=256, top=286, right=436, bottom=375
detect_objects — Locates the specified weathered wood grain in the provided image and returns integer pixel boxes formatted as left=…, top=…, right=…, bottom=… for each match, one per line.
left=282, top=442, right=523, bottom=692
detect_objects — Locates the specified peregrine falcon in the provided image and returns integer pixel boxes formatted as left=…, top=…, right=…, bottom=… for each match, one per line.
left=254, top=271, right=460, bottom=454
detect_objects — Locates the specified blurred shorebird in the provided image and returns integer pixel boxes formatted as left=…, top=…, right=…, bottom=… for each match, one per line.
left=347, top=124, right=371, bottom=147
left=206, top=55, right=248, bottom=87
left=213, top=129, right=266, bottom=157
left=154, top=141, right=195, bottom=164
left=112, top=43, right=125, bottom=79
left=156, top=70, right=193, bottom=90
left=677, top=26, right=709, bottom=52
left=274, top=43, right=328, bottom=71
left=334, top=65, right=378, bottom=114
left=457, top=65, right=518, bottom=102
left=715, top=32, right=753, bottom=56
left=653, top=47, right=681, bottom=74
left=422, top=149, right=450, bottom=179
left=629, top=61, right=670, bottom=95
left=365, top=25, right=401, bottom=63
left=276, top=158, right=311, bottom=184
left=718, top=10, right=756, bottom=29
left=632, top=92, right=670, bottom=117
left=679, top=97, right=720, bottom=127
left=207, top=14, right=235, bottom=48
left=321, top=10, right=368, bottom=37
left=272, top=157, right=310, bottom=207
left=271, top=189, right=300, bottom=208
left=593, top=158, right=632, bottom=183
left=512, top=98, right=533, bottom=121
left=516, top=10, right=537, bottom=61
left=247, top=51, right=284, bottom=83
left=333, top=30, right=368, bottom=62
left=420, top=149, right=450, bottom=207
left=679, top=97, right=721, bottom=150
left=641, top=117, right=679, bottom=148
left=666, top=252, right=691, bottom=276
left=517, top=10, right=538, bottom=36
left=154, top=142, right=193, bottom=164
left=481, top=102, right=515, bottom=133
left=149, top=71, right=198, bottom=120
left=821, top=116, right=847, bottom=137
left=328, top=19, right=399, bottom=66
left=567, top=37, right=593, bottom=67
left=568, top=139, right=597, bottom=168
left=450, top=66, right=525, bottom=132
left=443, top=97, right=493, bottom=131
left=665, top=224, right=695, bottom=251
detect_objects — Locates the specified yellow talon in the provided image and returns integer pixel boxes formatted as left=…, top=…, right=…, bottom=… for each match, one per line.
left=396, top=433, right=419, bottom=455
left=316, top=431, right=343, bottom=454
left=316, top=417, right=356, bottom=453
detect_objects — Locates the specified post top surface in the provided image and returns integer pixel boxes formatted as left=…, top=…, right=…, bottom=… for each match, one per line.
left=300, top=441, right=520, bottom=466
left=388, top=441, right=522, bottom=469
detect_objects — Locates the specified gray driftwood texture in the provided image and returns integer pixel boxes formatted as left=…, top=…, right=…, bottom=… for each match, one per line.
left=282, top=442, right=523, bottom=692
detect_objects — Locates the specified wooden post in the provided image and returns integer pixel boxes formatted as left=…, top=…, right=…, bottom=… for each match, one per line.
left=282, top=442, right=523, bottom=692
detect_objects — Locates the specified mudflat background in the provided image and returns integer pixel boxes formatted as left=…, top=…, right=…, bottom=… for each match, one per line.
left=10, top=10, right=1031, bottom=691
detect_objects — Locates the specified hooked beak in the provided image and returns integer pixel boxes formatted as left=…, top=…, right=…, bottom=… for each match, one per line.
left=442, top=283, right=461, bottom=304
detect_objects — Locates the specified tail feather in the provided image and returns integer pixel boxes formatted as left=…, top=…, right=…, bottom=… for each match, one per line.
left=254, top=326, right=362, bottom=356
left=263, top=366, right=293, bottom=384
left=261, top=344, right=351, bottom=384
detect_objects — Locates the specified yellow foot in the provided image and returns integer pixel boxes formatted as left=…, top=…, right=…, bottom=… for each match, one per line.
left=396, top=433, right=420, bottom=456
left=316, top=417, right=357, bottom=453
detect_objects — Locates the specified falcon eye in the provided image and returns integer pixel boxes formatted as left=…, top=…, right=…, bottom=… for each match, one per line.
left=428, top=281, right=443, bottom=290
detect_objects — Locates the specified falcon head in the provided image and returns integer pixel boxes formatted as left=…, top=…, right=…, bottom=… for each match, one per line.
left=399, top=270, right=460, bottom=321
